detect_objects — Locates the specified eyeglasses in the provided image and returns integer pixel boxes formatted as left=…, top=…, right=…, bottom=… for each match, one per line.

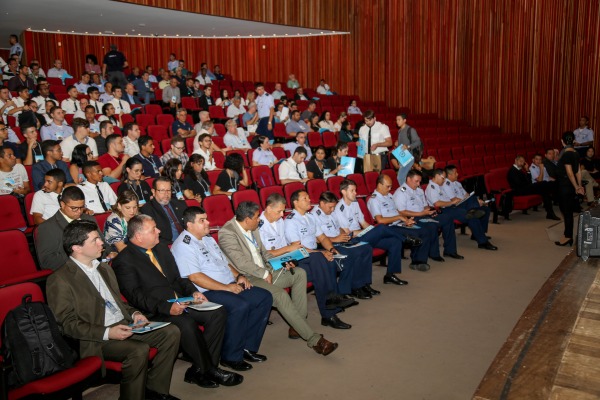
left=86, top=152, right=93, bottom=156
left=65, top=205, right=85, bottom=212
left=0, top=127, right=7, bottom=131
left=173, top=146, right=185, bottom=151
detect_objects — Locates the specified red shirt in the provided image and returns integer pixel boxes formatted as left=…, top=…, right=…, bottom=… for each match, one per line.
left=98, top=153, right=123, bottom=178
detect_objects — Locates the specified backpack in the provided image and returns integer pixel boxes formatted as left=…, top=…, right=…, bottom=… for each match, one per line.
left=407, top=127, right=424, bottom=162
left=2, top=294, right=77, bottom=387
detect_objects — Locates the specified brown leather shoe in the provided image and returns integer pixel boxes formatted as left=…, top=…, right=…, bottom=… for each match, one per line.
left=312, top=336, right=338, bottom=356
left=288, top=327, right=301, bottom=339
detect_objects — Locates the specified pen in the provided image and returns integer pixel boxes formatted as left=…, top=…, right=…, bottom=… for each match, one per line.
left=176, top=300, right=189, bottom=313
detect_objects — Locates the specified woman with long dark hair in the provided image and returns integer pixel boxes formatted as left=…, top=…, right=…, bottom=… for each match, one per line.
left=183, top=153, right=211, bottom=202
left=212, top=153, right=249, bottom=196
left=69, top=144, right=92, bottom=183
left=117, top=157, right=152, bottom=205
left=161, top=158, right=185, bottom=200
left=555, top=131, right=585, bottom=246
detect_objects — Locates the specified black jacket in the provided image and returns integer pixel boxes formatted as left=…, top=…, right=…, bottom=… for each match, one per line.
left=140, top=198, right=186, bottom=245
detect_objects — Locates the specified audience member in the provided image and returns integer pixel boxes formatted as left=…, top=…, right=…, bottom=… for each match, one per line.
left=98, top=134, right=129, bottom=180
left=132, top=72, right=155, bottom=104
left=242, top=102, right=259, bottom=134
left=18, top=124, right=43, bottom=165
left=74, top=73, right=91, bottom=94
left=279, top=147, right=309, bottom=184
left=140, top=177, right=186, bottom=245
left=306, top=146, right=329, bottom=179
left=122, top=122, right=141, bottom=157
left=32, top=140, right=74, bottom=190
left=7, top=64, right=35, bottom=92
left=30, top=168, right=65, bottom=224
left=227, top=97, right=246, bottom=119
left=212, top=153, right=249, bottom=196
left=93, top=120, right=114, bottom=156
left=134, top=136, right=163, bottom=178
left=183, top=154, right=211, bottom=202
left=252, top=136, right=278, bottom=167
left=60, top=118, right=98, bottom=161
left=574, top=116, right=594, bottom=157
left=68, top=144, right=93, bottom=183
left=287, top=74, right=300, bottom=89
left=78, top=161, right=118, bottom=213
left=285, top=110, right=311, bottom=137
left=0, top=145, right=29, bottom=196
left=347, top=99, right=362, bottom=115
left=161, top=135, right=189, bottom=166
left=163, top=77, right=181, bottom=114
left=162, top=158, right=186, bottom=200
left=223, top=119, right=251, bottom=150
left=199, top=86, right=215, bottom=111
left=172, top=108, right=194, bottom=138
left=104, top=189, right=139, bottom=252
left=84, top=54, right=102, bottom=74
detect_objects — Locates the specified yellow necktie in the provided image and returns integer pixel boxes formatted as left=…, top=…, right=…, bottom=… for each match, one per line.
left=146, top=249, right=164, bottom=276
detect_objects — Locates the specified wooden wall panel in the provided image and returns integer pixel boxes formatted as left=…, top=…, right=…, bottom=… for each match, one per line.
left=23, top=1, right=600, bottom=143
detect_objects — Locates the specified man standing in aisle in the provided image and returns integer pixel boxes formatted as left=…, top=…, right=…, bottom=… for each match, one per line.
left=255, top=82, right=275, bottom=140
left=103, top=44, right=128, bottom=89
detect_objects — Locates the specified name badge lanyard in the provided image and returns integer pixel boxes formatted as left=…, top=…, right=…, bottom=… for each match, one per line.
left=145, top=155, right=159, bottom=173
left=197, top=177, right=209, bottom=193
left=128, top=181, right=145, bottom=202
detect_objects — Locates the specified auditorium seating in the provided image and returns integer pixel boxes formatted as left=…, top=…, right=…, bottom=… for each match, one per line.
left=0, top=230, right=52, bottom=286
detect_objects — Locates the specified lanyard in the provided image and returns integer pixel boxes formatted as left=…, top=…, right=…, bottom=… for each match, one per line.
left=243, top=232, right=258, bottom=249
left=228, top=171, right=237, bottom=190
left=128, top=181, right=145, bottom=201
left=143, top=155, right=158, bottom=170
left=197, top=177, right=209, bottom=192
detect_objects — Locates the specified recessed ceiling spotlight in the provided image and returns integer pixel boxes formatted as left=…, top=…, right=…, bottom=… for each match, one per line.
left=139, top=23, right=146, bottom=27
left=43, top=28, right=46, bottom=31
left=71, top=30, right=74, bottom=33
left=176, top=34, right=179, bottom=37
left=57, top=29, right=60, bottom=32
left=188, top=34, right=191, bottom=37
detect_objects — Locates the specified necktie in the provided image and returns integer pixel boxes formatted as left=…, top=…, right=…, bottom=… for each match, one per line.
left=146, top=249, right=164, bottom=275
left=74, top=100, right=78, bottom=111
left=95, top=184, right=109, bottom=211
left=94, top=102, right=99, bottom=113
left=367, top=127, right=372, bottom=154
left=119, top=100, right=124, bottom=110
left=295, top=163, right=303, bottom=179
left=163, top=205, right=183, bottom=233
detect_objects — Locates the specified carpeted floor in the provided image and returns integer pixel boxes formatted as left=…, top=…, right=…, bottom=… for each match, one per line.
left=84, top=208, right=574, bottom=400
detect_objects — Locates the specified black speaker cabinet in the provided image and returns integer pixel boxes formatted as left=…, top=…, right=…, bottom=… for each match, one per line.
left=577, top=208, right=600, bottom=261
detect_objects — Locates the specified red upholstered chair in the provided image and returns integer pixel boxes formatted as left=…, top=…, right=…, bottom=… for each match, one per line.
left=358, top=198, right=388, bottom=263
left=307, top=132, right=323, bottom=148
left=347, top=173, right=369, bottom=197
left=327, top=176, right=344, bottom=197
left=213, top=124, right=226, bottom=137
left=484, top=168, right=542, bottom=222
left=143, top=104, right=163, bottom=117
left=0, top=283, right=102, bottom=400
left=232, top=189, right=261, bottom=210
left=227, top=150, right=249, bottom=167
left=0, top=195, right=30, bottom=233
left=322, top=131, right=337, bottom=149
left=120, top=114, right=134, bottom=126
left=272, top=147, right=286, bottom=160
left=273, top=123, right=289, bottom=140
left=24, top=192, right=35, bottom=227
left=364, top=171, right=379, bottom=194
left=307, top=179, right=328, bottom=204
left=185, top=137, right=195, bottom=155
left=0, top=230, right=52, bottom=286
left=205, top=170, right=221, bottom=192
left=259, top=185, right=284, bottom=209
left=135, top=114, right=155, bottom=130
left=156, top=114, right=174, bottom=129
left=213, top=152, right=225, bottom=169
left=283, top=182, right=306, bottom=208
left=212, top=136, right=225, bottom=148
left=209, top=106, right=226, bottom=121
left=251, top=166, right=276, bottom=189
left=203, top=194, right=234, bottom=229
left=181, top=97, right=199, bottom=111
left=147, top=125, right=169, bottom=144
left=93, top=212, right=111, bottom=232
left=272, top=163, right=282, bottom=185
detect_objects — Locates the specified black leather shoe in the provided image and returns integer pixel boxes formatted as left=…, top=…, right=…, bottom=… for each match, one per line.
left=326, top=294, right=356, bottom=310
left=321, top=315, right=352, bottom=329
left=363, top=284, right=380, bottom=296
left=403, top=235, right=423, bottom=248
left=340, top=294, right=359, bottom=309
left=471, top=235, right=492, bottom=241
left=206, top=368, right=244, bottom=387
left=409, top=262, right=430, bottom=271
left=546, top=214, right=561, bottom=221
left=466, top=209, right=486, bottom=219
left=220, top=359, right=252, bottom=371
left=430, top=256, right=445, bottom=262
left=443, top=252, right=465, bottom=260
left=243, top=349, right=267, bottom=363
left=184, top=367, right=219, bottom=388
left=145, top=388, right=181, bottom=400
left=478, top=242, right=498, bottom=251
left=383, top=274, right=408, bottom=285
left=351, top=287, right=372, bottom=299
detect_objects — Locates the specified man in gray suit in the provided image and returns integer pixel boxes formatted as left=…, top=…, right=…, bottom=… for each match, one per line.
left=218, top=201, right=338, bottom=356
left=47, top=220, right=181, bottom=400
left=35, top=186, right=116, bottom=270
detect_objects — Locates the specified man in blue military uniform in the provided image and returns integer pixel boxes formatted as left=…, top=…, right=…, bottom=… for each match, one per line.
left=393, top=170, right=464, bottom=261
left=255, top=82, right=275, bottom=139
left=259, top=193, right=355, bottom=330
left=171, top=206, right=272, bottom=372
left=425, top=169, right=497, bottom=251
left=367, top=174, right=438, bottom=271
left=312, top=191, right=379, bottom=299
left=334, top=179, right=421, bottom=285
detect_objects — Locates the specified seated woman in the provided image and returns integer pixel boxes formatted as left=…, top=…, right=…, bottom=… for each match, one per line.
left=97, top=103, right=122, bottom=128
left=252, top=135, right=278, bottom=167
left=274, top=102, right=290, bottom=124
left=117, top=157, right=152, bottom=206
left=215, top=89, right=232, bottom=108
left=193, top=133, right=229, bottom=171
left=212, top=153, right=249, bottom=196
left=309, top=114, right=320, bottom=132
left=245, top=90, right=256, bottom=107
left=183, top=154, right=211, bottom=203
left=334, top=112, right=355, bottom=142
left=318, top=111, right=336, bottom=132
left=325, top=141, right=350, bottom=176
left=580, top=146, right=599, bottom=206
left=69, top=144, right=92, bottom=183
left=306, top=146, right=329, bottom=179
left=161, top=158, right=185, bottom=201
left=103, top=189, right=139, bottom=252
left=347, top=99, right=362, bottom=115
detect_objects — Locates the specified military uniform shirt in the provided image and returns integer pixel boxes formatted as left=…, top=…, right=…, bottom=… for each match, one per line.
left=256, top=92, right=274, bottom=119
left=40, top=122, right=74, bottom=141
left=333, top=200, right=364, bottom=231
left=61, top=98, right=80, bottom=114
left=393, top=183, right=427, bottom=212
left=252, top=148, right=277, bottom=166
left=425, top=182, right=450, bottom=207
left=441, top=179, right=467, bottom=199
left=171, top=230, right=235, bottom=293
left=529, top=164, right=551, bottom=183
left=367, top=191, right=400, bottom=218
left=284, top=210, right=322, bottom=250
left=311, top=206, right=342, bottom=238
left=258, top=212, right=289, bottom=250
left=278, top=157, right=307, bottom=181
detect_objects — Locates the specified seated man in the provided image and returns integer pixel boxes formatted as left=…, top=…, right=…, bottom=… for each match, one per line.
left=74, top=73, right=91, bottom=94
left=7, top=64, right=35, bottom=92
left=83, top=105, right=101, bottom=135
left=394, top=170, right=464, bottom=261
left=367, top=174, right=437, bottom=271
left=19, top=124, right=43, bottom=166
left=78, top=161, right=118, bottom=213
left=109, top=86, right=132, bottom=115
left=242, top=102, right=259, bottom=134
left=223, top=119, right=251, bottom=150
left=334, top=178, right=413, bottom=284
left=172, top=206, right=272, bottom=371
left=132, top=72, right=155, bottom=105
left=31, top=140, right=74, bottom=191
left=271, top=82, right=285, bottom=100
left=98, top=133, right=129, bottom=180
left=311, top=191, right=377, bottom=300
left=122, top=121, right=141, bottom=157
left=172, top=108, right=194, bottom=138
left=275, top=131, right=313, bottom=160
left=134, top=136, right=163, bottom=178
left=0, top=121, right=21, bottom=161
left=226, top=97, right=246, bottom=120
left=40, top=106, right=74, bottom=141
left=61, top=85, right=81, bottom=114
left=0, top=145, right=29, bottom=196
left=425, top=169, right=497, bottom=251
left=278, top=147, right=310, bottom=184
left=87, top=86, right=104, bottom=114
left=33, top=83, right=59, bottom=114
left=47, top=220, right=181, bottom=400
left=112, top=215, right=243, bottom=388
left=124, top=83, right=143, bottom=107
left=574, top=116, right=594, bottom=157
left=285, top=110, right=311, bottom=137
left=36, top=186, right=115, bottom=270
left=160, top=135, right=189, bottom=166
left=30, top=168, right=65, bottom=225
left=162, top=77, right=181, bottom=114
left=198, top=86, right=215, bottom=111
left=60, top=118, right=99, bottom=161
left=300, top=101, right=317, bottom=122
left=507, top=155, right=559, bottom=220
left=47, top=59, right=70, bottom=79
left=140, top=177, right=186, bottom=245
left=219, top=201, right=339, bottom=356
left=295, top=88, right=309, bottom=102
left=94, top=120, right=114, bottom=156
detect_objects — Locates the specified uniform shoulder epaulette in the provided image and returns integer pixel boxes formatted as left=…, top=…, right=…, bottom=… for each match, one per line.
left=400, top=186, right=407, bottom=192
left=339, top=204, right=345, bottom=211
left=183, top=235, right=191, bottom=244
left=316, top=209, right=321, bottom=215
left=430, top=184, right=436, bottom=189
left=371, top=193, right=376, bottom=198
left=258, top=220, right=264, bottom=227
left=445, top=181, right=450, bottom=186
left=286, top=213, right=295, bottom=219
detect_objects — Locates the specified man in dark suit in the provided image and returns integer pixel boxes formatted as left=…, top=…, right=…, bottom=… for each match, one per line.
left=112, top=214, right=243, bottom=388
left=507, top=155, right=559, bottom=220
left=46, top=220, right=181, bottom=400
left=198, top=86, right=215, bottom=111
left=35, top=186, right=116, bottom=270
left=140, top=177, right=186, bottom=244
left=124, top=83, right=143, bottom=106
left=132, top=72, right=155, bottom=105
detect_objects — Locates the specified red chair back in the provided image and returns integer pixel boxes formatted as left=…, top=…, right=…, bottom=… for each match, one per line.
left=156, top=113, right=174, bottom=128
left=259, top=185, right=284, bottom=209
left=93, top=212, right=111, bottom=232
left=326, top=175, right=344, bottom=197
left=24, top=192, right=35, bottom=226
left=347, top=173, right=369, bottom=197
left=284, top=182, right=306, bottom=208
left=147, top=125, right=169, bottom=143
left=306, top=179, right=327, bottom=203
left=251, top=166, right=276, bottom=189
left=307, top=132, right=323, bottom=148
left=364, top=171, right=379, bottom=194
left=203, top=194, right=234, bottom=228
left=232, top=189, right=261, bottom=210
left=358, top=197, right=375, bottom=225
left=0, top=231, right=52, bottom=286
left=136, top=114, right=155, bottom=129
left=0, top=195, right=27, bottom=231
left=144, top=104, right=163, bottom=116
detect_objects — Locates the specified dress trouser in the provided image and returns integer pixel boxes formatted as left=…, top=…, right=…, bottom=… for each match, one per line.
left=359, top=225, right=404, bottom=273
left=257, top=117, right=274, bottom=139
left=297, top=253, right=338, bottom=319
left=204, top=287, right=273, bottom=362
left=101, top=323, right=180, bottom=400
left=514, top=182, right=555, bottom=215
left=248, top=269, right=321, bottom=347
left=558, top=184, right=577, bottom=239
left=458, top=196, right=491, bottom=233
left=154, top=307, right=227, bottom=373
left=107, top=71, right=128, bottom=89
left=394, top=223, right=439, bottom=262
left=334, top=243, right=373, bottom=293
left=442, top=207, right=487, bottom=244
left=581, top=169, right=598, bottom=202
left=416, top=215, right=457, bottom=254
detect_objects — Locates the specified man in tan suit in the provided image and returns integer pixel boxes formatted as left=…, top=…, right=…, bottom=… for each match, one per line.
left=46, top=220, right=181, bottom=400
left=218, top=201, right=338, bottom=356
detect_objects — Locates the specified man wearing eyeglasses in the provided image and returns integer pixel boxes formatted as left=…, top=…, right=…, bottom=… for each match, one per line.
left=141, top=177, right=186, bottom=245
left=36, top=186, right=116, bottom=270
left=160, top=136, right=189, bottom=166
